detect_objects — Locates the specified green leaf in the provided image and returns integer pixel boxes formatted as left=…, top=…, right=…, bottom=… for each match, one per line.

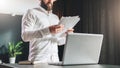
left=15, top=52, right=22, bottom=55
left=8, top=41, right=23, bottom=57
left=15, top=41, right=23, bottom=49
left=16, top=48, right=22, bottom=52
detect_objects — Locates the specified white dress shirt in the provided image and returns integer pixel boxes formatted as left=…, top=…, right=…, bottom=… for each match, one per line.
left=21, top=6, right=66, bottom=63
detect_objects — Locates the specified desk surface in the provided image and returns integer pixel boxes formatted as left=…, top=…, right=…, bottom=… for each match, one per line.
left=0, top=63, right=120, bottom=68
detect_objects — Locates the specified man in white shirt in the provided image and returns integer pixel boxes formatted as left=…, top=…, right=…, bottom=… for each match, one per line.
left=21, top=0, right=73, bottom=63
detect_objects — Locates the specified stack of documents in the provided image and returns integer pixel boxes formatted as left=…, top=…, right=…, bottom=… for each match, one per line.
left=59, top=16, right=80, bottom=29
left=56, top=16, right=80, bottom=37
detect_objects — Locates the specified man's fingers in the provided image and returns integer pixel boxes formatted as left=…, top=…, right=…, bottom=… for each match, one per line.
left=55, top=24, right=64, bottom=29
left=49, top=24, right=64, bottom=34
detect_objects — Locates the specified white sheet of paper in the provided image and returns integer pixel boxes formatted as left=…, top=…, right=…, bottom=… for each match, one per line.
left=55, top=16, right=80, bottom=37
left=60, top=16, right=80, bottom=29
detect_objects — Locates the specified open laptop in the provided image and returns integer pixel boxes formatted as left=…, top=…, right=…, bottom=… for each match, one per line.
left=49, top=33, right=103, bottom=65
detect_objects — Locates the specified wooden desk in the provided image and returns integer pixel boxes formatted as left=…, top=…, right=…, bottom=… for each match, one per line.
left=0, top=63, right=120, bottom=68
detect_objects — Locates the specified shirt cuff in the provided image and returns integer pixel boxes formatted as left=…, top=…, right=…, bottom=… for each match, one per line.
left=40, top=27, right=51, bottom=37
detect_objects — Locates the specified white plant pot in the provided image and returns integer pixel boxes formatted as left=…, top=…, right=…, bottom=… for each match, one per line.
left=9, top=57, right=16, bottom=64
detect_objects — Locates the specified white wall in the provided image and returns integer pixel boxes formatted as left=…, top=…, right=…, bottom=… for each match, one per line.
left=0, top=0, right=39, bottom=15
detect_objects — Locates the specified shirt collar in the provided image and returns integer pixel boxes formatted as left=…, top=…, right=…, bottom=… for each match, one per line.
left=39, top=6, right=52, bottom=15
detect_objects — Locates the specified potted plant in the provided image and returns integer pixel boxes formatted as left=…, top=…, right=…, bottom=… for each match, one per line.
left=8, top=41, right=23, bottom=64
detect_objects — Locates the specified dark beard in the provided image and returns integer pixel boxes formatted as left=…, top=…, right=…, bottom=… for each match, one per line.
left=41, top=1, right=53, bottom=11
left=41, top=1, right=48, bottom=11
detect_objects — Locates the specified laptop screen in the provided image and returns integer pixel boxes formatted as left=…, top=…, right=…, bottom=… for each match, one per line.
left=62, top=33, right=103, bottom=65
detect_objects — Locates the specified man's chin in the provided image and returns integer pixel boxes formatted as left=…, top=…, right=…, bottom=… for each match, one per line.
left=47, top=3, right=53, bottom=11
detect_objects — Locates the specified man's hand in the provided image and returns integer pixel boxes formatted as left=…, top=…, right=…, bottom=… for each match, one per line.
left=66, top=28, right=74, bottom=34
left=49, top=24, right=64, bottom=34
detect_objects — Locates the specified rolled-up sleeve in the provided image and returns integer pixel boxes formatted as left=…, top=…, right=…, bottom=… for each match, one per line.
left=21, top=9, right=51, bottom=42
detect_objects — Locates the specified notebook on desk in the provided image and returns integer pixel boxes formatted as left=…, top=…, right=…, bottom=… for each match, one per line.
left=49, top=33, right=103, bottom=66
